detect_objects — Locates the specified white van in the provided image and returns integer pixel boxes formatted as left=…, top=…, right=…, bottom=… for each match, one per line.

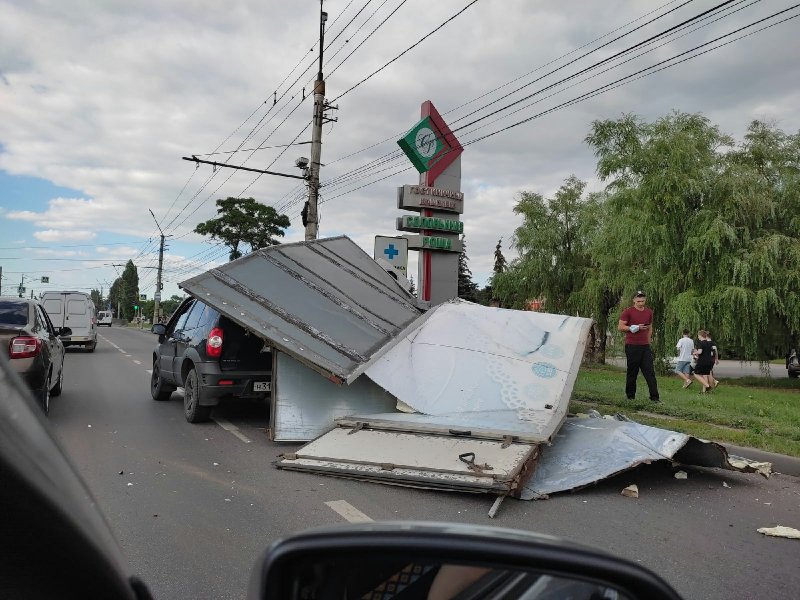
left=41, top=291, right=98, bottom=352
left=98, top=310, right=113, bottom=327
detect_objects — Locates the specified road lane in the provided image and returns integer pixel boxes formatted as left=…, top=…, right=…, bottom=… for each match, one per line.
left=48, top=326, right=800, bottom=600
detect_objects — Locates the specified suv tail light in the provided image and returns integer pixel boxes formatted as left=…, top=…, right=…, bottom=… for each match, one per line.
left=10, top=336, right=41, bottom=359
left=206, top=327, right=224, bottom=358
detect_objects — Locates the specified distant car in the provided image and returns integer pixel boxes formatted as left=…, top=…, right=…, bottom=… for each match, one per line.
left=0, top=297, right=70, bottom=414
left=40, top=291, right=98, bottom=351
left=97, top=310, right=113, bottom=327
left=787, top=349, right=799, bottom=379
left=150, top=297, right=272, bottom=423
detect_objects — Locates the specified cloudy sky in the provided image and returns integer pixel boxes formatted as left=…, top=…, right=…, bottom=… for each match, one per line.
left=1, top=0, right=799, bottom=304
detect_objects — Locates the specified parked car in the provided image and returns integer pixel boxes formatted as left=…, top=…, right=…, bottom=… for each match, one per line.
left=0, top=296, right=69, bottom=414
left=40, top=291, right=97, bottom=351
left=98, top=310, right=113, bottom=327
left=787, top=348, right=799, bottom=378
left=150, top=297, right=272, bottom=423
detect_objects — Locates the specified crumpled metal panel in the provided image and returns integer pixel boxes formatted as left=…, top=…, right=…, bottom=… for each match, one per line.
left=276, top=425, right=539, bottom=495
left=180, top=236, right=423, bottom=384
left=522, top=414, right=773, bottom=500
left=365, top=301, right=593, bottom=443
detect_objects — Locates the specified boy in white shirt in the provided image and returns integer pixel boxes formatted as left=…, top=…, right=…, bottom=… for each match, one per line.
left=675, top=329, right=695, bottom=389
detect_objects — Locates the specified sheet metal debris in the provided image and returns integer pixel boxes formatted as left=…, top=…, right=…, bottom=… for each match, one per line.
left=275, top=425, right=539, bottom=495
left=180, top=236, right=424, bottom=384
left=621, top=484, right=639, bottom=498
left=366, top=300, right=592, bottom=444
left=522, top=414, right=773, bottom=500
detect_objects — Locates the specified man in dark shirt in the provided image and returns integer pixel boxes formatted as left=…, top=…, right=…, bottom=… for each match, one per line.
left=618, top=291, right=660, bottom=402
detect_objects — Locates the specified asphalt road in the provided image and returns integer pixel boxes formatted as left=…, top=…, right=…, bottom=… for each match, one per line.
left=608, top=357, right=791, bottom=378
left=49, top=326, right=800, bottom=600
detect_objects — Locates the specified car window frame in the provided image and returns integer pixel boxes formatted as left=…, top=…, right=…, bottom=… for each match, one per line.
left=182, top=301, right=206, bottom=333
left=40, top=307, right=58, bottom=336
left=169, top=300, right=195, bottom=336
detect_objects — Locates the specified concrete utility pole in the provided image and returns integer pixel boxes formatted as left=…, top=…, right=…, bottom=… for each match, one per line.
left=305, top=2, right=336, bottom=240
left=0, top=265, right=3, bottom=296
left=149, top=209, right=168, bottom=324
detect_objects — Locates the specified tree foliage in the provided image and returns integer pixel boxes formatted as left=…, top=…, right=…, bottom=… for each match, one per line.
left=584, top=113, right=800, bottom=361
left=194, top=197, right=291, bottom=260
left=457, top=236, right=479, bottom=301
left=120, top=260, right=139, bottom=321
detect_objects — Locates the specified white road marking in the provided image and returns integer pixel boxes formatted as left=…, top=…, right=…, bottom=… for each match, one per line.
left=325, top=500, right=373, bottom=523
left=212, top=417, right=252, bottom=444
left=146, top=370, right=152, bottom=375
left=133, top=360, right=141, bottom=365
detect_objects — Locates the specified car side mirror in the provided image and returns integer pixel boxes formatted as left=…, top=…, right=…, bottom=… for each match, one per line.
left=58, top=327, right=72, bottom=337
left=247, top=522, right=683, bottom=600
left=151, top=323, right=166, bottom=336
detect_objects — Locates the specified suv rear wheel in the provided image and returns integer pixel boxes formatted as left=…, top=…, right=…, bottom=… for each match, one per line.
left=184, top=367, right=212, bottom=423
left=151, top=361, right=176, bottom=401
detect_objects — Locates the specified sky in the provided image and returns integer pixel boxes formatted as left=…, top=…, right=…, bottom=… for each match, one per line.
left=1, top=0, right=799, bottom=307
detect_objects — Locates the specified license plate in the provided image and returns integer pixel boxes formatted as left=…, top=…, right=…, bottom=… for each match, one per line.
left=253, top=381, right=270, bottom=392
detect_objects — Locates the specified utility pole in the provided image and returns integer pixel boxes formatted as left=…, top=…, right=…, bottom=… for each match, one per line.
left=149, top=209, right=168, bottom=324
left=305, top=2, right=338, bottom=240
left=0, top=265, right=3, bottom=296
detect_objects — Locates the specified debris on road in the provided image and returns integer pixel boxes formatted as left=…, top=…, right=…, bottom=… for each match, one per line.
left=757, top=526, right=800, bottom=539
left=675, top=470, right=688, bottom=479
left=723, top=482, right=731, bottom=488
left=621, top=484, right=639, bottom=498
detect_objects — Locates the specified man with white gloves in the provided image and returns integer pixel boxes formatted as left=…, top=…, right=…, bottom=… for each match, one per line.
left=618, top=291, right=660, bottom=402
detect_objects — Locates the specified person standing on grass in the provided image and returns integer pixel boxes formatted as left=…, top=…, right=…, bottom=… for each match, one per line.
left=693, top=330, right=716, bottom=393
left=675, top=329, right=695, bottom=388
left=618, top=291, right=660, bottom=403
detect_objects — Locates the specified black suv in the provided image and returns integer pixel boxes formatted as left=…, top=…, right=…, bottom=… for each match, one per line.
left=150, top=297, right=272, bottom=422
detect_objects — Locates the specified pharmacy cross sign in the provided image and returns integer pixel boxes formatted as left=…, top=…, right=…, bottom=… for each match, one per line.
left=397, top=107, right=463, bottom=179
left=384, top=244, right=399, bottom=260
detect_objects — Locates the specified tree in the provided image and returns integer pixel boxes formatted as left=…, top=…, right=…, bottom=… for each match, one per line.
left=90, top=289, right=103, bottom=308
left=494, top=176, right=602, bottom=311
left=408, top=276, right=416, bottom=297
left=493, top=239, right=507, bottom=274
left=120, top=260, right=139, bottom=321
left=109, top=277, right=123, bottom=316
left=194, top=197, right=291, bottom=260
left=457, top=236, right=479, bottom=302
left=585, top=112, right=800, bottom=362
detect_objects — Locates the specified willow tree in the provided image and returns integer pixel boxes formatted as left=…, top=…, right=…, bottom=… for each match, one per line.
left=586, top=113, right=800, bottom=361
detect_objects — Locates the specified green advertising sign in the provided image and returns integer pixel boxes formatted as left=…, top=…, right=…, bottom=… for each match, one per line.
left=397, top=116, right=443, bottom=173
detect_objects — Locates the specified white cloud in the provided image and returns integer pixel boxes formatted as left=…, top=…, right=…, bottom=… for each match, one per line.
left=1, top=0, right=799, bottom=292
left=33, top=229, right=97, bottom=242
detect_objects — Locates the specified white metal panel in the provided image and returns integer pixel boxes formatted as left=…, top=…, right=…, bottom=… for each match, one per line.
left=271, top=352, right=398, bottom=442
left=280, top=426, right=537, bottom=492
left=365, top=300, right=592, bottom=443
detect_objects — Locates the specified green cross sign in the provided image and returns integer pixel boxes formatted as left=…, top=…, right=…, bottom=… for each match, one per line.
left=397, top=116, right=444, bottom=173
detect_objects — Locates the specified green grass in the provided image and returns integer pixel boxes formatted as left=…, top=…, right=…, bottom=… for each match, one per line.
left=571, top=365, right=800, bottom=457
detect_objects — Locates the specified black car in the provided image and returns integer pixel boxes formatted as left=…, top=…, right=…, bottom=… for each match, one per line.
left=0, top=297, right=70, bottom=414
left=150, top=297, right=272, bottom=422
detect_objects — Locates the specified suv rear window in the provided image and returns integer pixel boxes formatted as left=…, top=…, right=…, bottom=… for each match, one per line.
left=0, top=301, right=29, bottom=326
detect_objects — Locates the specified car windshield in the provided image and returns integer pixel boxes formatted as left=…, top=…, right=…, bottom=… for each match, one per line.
left=0, top=301, right=29, bottom=326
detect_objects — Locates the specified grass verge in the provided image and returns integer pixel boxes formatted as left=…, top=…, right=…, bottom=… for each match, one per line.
left=571, top=365, right=800, bottom=458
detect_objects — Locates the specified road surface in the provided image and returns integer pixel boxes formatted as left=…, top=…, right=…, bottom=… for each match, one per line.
left=48, top=327, right=800, bottom=600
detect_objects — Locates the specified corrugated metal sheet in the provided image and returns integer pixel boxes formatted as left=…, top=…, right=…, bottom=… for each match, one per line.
left=365, top=301, right=593, bottom=444
left=522, top=414, right=773, bottom=500
left=276, top=425, right=539, bottom=495
left=180, top=236, right=424, bottom=384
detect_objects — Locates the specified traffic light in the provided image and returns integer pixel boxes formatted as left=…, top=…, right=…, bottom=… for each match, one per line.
left=134, top=305, right=138, bottom=310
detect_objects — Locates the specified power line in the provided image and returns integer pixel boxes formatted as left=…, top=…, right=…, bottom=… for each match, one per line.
left=331, top=0, right=482, bottom=102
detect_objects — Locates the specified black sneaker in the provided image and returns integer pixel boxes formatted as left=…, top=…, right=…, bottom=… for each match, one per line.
left=651, top=398, right=661, bottom=403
